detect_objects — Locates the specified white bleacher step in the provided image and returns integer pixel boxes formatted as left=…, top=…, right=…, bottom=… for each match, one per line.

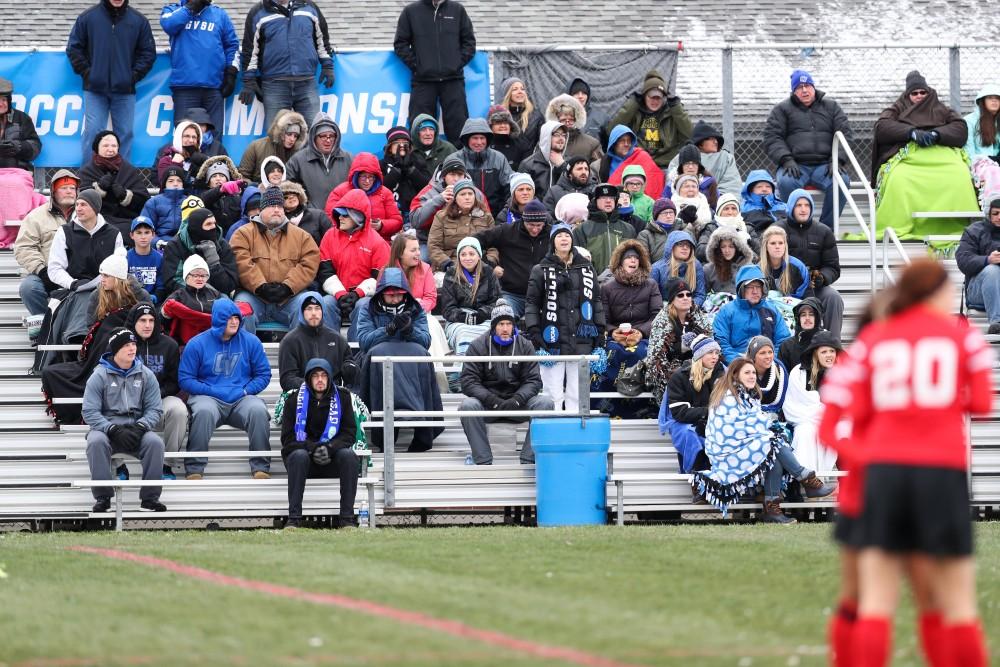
left=912, top=211, right=982, bottom=219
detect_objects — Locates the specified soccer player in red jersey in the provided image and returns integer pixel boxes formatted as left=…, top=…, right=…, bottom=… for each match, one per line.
left=818, top=259, right=993, bottom=667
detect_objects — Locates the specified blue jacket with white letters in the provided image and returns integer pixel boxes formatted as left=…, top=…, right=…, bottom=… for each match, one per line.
left=160, top=0, right=240, bottom=89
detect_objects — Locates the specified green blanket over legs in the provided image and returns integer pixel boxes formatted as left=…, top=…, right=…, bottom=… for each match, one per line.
left=869, top=143, right=978, bottom=240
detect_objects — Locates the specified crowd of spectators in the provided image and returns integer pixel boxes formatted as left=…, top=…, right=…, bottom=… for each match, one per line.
left=6, top=0, right=1000, bottom=526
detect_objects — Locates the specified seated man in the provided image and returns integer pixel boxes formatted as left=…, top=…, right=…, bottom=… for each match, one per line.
left=82, top=328, right=166, bottom=513
left=280, top=358, right=360, bottom=529
left=230, top=185, right=338, bottom=333
left=456, top=117, right=513, bottom=215
left=14, top=169, right=80, bottom=336
left=178, top=299, right=272, bottom=479
left=127, top=302, right=186, bottom=480
left=459, top=299, right=553, bottom=465
left=956, top=197, right=1000, bottom=334
left=475, top=200, right=550, bottom=318
left=713, top=265, right=791, bottom=363
left=778, top=189, right=845, bottom=337
left=159, top=207, right=239, bottom=302
left=278, top=292, right=358, bottom=391
left=608, top=69, right=692, bottom=168
left=356, top=268, right=442, bottom=453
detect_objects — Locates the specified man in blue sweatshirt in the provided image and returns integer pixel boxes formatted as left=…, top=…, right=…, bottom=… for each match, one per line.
left=178, top=298, right=272, bottom=479
left=713, top=265, right=791, bottom=363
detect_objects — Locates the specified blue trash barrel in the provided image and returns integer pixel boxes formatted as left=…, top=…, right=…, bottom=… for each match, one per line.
left=531, top=416, right=611, bottom=526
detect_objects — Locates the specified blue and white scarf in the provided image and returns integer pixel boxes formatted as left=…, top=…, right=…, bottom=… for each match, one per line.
left=294, top=384, right=341, bottom=443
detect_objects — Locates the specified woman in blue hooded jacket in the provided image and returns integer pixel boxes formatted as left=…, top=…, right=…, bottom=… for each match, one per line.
left=651, top=230, right=706, bottom=306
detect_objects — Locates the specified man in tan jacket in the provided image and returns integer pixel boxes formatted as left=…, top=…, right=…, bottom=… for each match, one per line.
left=229, top=185, right=337, bottom=334
left=14, top=169, right=80, bottom=332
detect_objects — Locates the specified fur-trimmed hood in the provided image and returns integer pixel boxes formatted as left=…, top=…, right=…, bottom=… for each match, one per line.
left=266, top=109, right=308, bottom=152
left=196, top=154, right=239, bottom=182
left=545, top=94, right=588, bottom=131
left=280, top=180, right=308, bottom=206
left=609, top=238, right=652, bottom=286
left=706, top=224, right=756, bottom=266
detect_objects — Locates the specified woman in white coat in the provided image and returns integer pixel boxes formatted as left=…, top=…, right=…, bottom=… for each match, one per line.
left=783, top=330, right=843, bottom=473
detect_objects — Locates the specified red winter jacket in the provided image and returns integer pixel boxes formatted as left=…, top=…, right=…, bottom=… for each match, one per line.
left=318, top=188, right=391, bottom=299
left=325, top=152, right=403, bottom=241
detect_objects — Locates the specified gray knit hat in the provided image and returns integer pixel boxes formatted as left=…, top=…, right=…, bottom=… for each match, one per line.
left=683, top=332, right=721, bottom=361
left=491, top=298, right=516, bottom=329
left=746, top=335, right=774, bottom=361
left=76, top=189, right=102, bottom=215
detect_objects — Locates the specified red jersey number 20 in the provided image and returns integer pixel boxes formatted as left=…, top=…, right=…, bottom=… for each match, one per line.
left=870, top=338, right=958, bottom=410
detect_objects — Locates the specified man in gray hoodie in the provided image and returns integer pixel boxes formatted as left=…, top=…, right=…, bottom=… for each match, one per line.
left=456, top=117, right=513, bottom=215
left=285, top=112, right=353, bottom=210
left=82, top=327, right=166, bottom=513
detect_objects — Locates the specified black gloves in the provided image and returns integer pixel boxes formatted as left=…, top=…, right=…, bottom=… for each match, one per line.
left=337, top=292, right=359, bottom=318
left=255, top=282, right=291, bottom=304
left=341, top=359, right=358, bottom=386
left=187, top=0, right=210, bottom=14
left=667, top=95, right=682, bottom=108
left=385, top=313, right=411, bottom=337
left=220, top=66, right=238, bottom=98
left=69, top=278, right=89, bottom=292
left=810, top=270, right=827, bottom=289
left=97, top=173, right=115, bottom=192
left=463, top=310, right=478, bottom=325
left=319, top=64, right=335, bottom=88
left=0, top=141, right=18, bottom=157
left=195, top=240, right=220, bottom=267
left=498, top=397, right=523, bottom=412
left=485, top=395, right=503, bottom=410
left=107, top=424, right=121, bottom=440
left=312, top=444, right=332, bottom=466
left=439, top=260, right=454, bottom=273
left=238, top=78, right=261, bottom=106
left=678, top=205, right=698, bottom=225
left=781, top=157, right=801, bottom=180
left=110, top=183, right=127, bottom=202
left=910, top=129, right=940, bottom=147
left=108, top=424, right=143, bottom=453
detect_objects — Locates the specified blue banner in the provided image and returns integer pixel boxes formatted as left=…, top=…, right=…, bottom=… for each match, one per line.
left=0, top=50, right=490, bottom=168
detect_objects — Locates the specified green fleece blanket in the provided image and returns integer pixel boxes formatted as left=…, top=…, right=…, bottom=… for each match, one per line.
left=856, top=143, right=978, bottom=241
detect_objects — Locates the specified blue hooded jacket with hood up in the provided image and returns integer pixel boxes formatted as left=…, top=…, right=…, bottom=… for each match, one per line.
left=354, top=268, right=431, bottom=353
left=607, top=125, right=637, bottom=175
left=178, top=298, right=272, bottom=403
left=712, top=264, right=791, bottom=363
left=740, top=169, right=787, bottom=231
left=651, top=230, right=706, bottom=306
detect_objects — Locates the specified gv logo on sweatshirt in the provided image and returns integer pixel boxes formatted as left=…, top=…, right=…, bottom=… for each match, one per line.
left=212, top=352, right=242, bottom=377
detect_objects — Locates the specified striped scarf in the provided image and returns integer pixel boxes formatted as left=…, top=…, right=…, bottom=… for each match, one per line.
left=294, top=384, right=341, bottom=443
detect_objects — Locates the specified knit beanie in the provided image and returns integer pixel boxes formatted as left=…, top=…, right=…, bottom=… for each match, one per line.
left=641, top=70, right=667, bottom=96
left=440, top=155, right=467, bottom=176
left=568, top=79, right=589, bottom=96
left=385, top=126, right=410, bottom=144
left=180, top=195, right=205, bottom=222
left=746, top=335, right=774, bottom=361
left=90, top=130, right=120, bottom=155
left=160, top=165, right=186, bottom=189
left=677, top=144, right=701, bottom=168
left=76, top=189, right=102, bottom=215
left=905, top=70, right=929, bottom=95
left=550, top=222, right=574, bottom=240
left=663, top=277, right=689, bottom=304
left=452, top=178, right=476, bottom=198
left=621, top=246, right=642, bottom=262
left=260, top=185, right=285, bottom=209
left=263, top=160, right=285, bottom=179
left=673, top=173, right=700, bottom=194
left=653, top=197, right=676, bottom=220
left=509, top=172, right=535, bottom=194
left=182, top=253, right=210, bottom=279
left=488, top=105, right=516, bottom=128
left=99, top=248, right=129, bottom=280
left=684, top=332, right=721, bottom=362
left=205, top=161, right=231, bottom=181
left=522, top=199, right=547, bottom=224
left=500, top=77, right=524, bottom=98
left=565, top=155, right=590, bottom=172
left=300, top=292, right=323, bottom=314
left=554, top=192, right=590, bottom=225
left=790, top=69, right=815, bottom=92
left=107, top=327, right=137, bottom=355
left=490, top=298, right=516, bottom=329
left=455, top=236, right=482, bottom=258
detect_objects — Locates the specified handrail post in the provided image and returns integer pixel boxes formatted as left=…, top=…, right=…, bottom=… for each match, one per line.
left=721, top=47, right=735, bottom=152
left=949, top=46, right=962, bottom=115
left=577, top=358, right=590, bottom=420
left=381, top=359, right=395, bottom=507
left=832, top=140, right=840, bottom=239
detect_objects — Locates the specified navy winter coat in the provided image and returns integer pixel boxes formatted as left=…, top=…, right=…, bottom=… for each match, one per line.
left=66, top=0, right=156, bottom=95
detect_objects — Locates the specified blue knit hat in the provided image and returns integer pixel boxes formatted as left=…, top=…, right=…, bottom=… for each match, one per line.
left=791, top=69, right=815, bottom=92
left=550, top=222, right=574, bottom=239
left=452, top=178, right=476, bottom=198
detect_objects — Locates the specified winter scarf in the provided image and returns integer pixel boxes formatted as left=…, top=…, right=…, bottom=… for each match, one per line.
left=294, top=384, right=341, bottom=443
left=540, top=262, right=597, bottom=350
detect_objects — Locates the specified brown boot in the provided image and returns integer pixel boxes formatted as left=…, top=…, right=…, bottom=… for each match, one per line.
left=761, top=499, right=797, bottom=524
left=800, top=472, right=837, bottom=499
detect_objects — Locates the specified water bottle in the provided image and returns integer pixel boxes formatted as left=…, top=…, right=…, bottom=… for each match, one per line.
left=359, top=501, right=369, bottom=528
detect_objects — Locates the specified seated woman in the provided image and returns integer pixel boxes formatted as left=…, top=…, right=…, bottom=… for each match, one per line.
left=83, top=249, right=149, bottom=332
left=645, top=278, right=713, bottom=404
left=777, top=297, right=824, bottom=373
left=783, top=330, right=843, bottom=474
left=964, top=84, right=1000, bottom=204
left=651, top=230, right=706, bottom=307
left=441, top=236, right=501, bottom=356
left=670, top=174, right=713, bottom=236
left=355, top=268, right=442, bottom=453
left=871, top=70, right=978, bottom=239
left=161, top=255, right=249, bottom=344
left=693, top=357, right=836, bottom=522
left=696, top=192, right=757, bottom=263
left=78, top=131, right=149, bottom=242
left=428, top=179, right=497, bottom=278
left=196, top=155, right=244, bottom=235
left=663, top=144, right=719, bottom=208
left=637, top=198, right=675, bottom=265
left=703, top=224, right=756, bottom=296
left=660, top=333, right=725, bottom=481
left=746, top=335, right=787, bottom=417
left=759, top=225, right=809, bottom=300
left=496, top=173, right=536, bottom=226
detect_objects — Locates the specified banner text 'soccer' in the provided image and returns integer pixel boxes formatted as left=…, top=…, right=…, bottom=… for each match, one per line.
left=0, top=50, right=489, bottom=168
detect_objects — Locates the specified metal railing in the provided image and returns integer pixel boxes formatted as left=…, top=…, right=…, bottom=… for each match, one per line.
left=880, top=228, right=912, bottom=288
left=832, top=130, right=878, bottom=294
left=371, top=354, right=596, bottom=506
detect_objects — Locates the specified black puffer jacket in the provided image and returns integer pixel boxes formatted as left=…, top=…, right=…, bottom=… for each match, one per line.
left=460, top=333, right=542, bottom=404
left=777, top=207, right=841, bottom=286
left=666, top=359, right=725, bottom=437
left=125, top=302, right=180, bottom=397
left=777, top=296, right=825, bottom=373
left=392, top=0, right=476, bottom=82
left=277, top=296, right=356, bottom=391
left=440, top=267, right=502, bottom=325
left=542, top=169, right=597, bottom=212
left=525, top=250, right=606, bottom=354
left=763, top=90, right=852, bottom=166
left=0, top=107, right=41, bottom=171
left=474, top=220, right=551, bottom=296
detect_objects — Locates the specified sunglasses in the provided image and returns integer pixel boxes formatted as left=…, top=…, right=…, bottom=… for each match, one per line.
left=909, top=89, right=929, bottom=97
left=675, top=291, right=692, bottom=299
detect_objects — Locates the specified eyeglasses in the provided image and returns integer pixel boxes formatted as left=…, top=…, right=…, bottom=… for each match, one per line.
left=316, top=133, right=337, bottom=141
left=189, top=272, right=209, bottom=279
left=909, top=89, right=929, bottom=97
left=675, top=291, right=692, bottom=299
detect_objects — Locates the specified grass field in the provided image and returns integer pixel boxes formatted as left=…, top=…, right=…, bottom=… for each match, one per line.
left=1, top=523, right=999, bottom=667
